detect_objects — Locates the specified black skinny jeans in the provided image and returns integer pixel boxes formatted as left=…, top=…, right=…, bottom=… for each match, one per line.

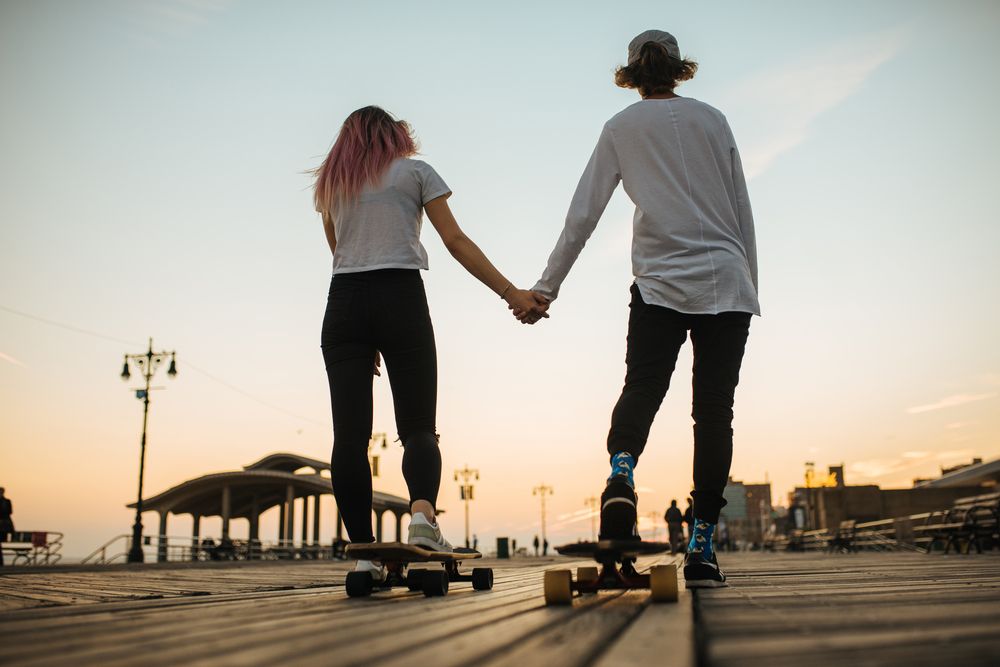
left=321, top=269, right=441, bottom=543
left=607, top=284, right=751, bottom=524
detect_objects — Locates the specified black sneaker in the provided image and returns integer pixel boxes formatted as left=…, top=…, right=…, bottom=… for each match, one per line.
left=683, top=549, right=728, bottom=588
left=599, top=479, right=640, bottom=541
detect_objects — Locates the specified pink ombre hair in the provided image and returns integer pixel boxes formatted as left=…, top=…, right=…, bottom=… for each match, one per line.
left=313, top=106, right=418, bottom=213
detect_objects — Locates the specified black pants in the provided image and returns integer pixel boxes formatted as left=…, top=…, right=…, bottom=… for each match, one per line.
left=607, top=284, right=751, bottom=524
left=321, top=269, right=441, bottom=543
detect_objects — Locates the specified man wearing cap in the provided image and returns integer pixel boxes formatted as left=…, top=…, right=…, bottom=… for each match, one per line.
left=522, top=30, right=759, bottom=589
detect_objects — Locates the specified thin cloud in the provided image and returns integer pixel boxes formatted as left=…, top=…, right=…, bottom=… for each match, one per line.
left=849, top=449, right=978, bottom=480
left=907, top=392, right=997, bottom=414
left=120, top=0, right=238, bottom=45
left=0, top=351, right=26, bottom=368
left=721, top=26, right=909, bottom=180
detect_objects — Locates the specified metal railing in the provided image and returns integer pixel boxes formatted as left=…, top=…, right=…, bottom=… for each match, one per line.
left=82, top=534, right=349, bottom=565
left=1, top=531, right=64, bottom=566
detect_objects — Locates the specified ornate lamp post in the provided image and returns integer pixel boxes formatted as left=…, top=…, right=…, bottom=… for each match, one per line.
left=120, top=338, right=177, bottom=563
left=454, top=465, right=479, bottom=548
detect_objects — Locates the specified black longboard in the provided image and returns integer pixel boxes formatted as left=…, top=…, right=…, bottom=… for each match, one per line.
left=545, top=540, right=677, bottom=605
left=344, top=542, right=493, bottom=598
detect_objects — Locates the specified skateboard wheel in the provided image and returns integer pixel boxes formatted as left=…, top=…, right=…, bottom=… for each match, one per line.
left=576, top=566, right=599, bottom=584
left=345, top=571, right=373, bottom=598
left=650, top=564, right=679, bottom=602
left=421, top=570, right=449, bottom=597
left=543, top=570, right=573, bottom=606
left=406, top=568, right=427, bottom=591
left=472, top=567, right=494, bottom=591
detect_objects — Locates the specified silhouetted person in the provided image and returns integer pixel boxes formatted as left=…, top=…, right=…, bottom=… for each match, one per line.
left=543, top=538, right=549, bottom=556
left=472, top=534, right=478, bottom=551
left=665, top=499, right=684, bottom=553
left=533, top=535, right=540, bottom=556
left=0, top=488, right=13, bottom=567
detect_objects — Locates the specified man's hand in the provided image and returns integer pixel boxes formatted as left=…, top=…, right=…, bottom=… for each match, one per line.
left=507, top=290, right=550, bottom=324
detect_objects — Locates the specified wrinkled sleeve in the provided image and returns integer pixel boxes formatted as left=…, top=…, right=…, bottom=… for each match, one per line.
left=532, top=125, right=621, bottom=300
left=726, top=121, right=758, bottom=292
left=415, top=161, right=452, bottom=205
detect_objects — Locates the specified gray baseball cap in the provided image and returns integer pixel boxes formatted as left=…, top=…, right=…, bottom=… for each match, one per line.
left=627, top=30, right=680, bottom=64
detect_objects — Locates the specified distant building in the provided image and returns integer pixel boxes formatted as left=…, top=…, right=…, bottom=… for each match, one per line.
left=719, top=477, right=773, bottom=547
left=787, top=460, right=992, bottom=531
left=913, top=457, right=999, bottom=489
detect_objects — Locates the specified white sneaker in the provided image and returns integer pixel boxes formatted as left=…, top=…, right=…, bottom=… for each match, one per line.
left=407, top=512, right=453, bottom=552
left=354, top=559, right=386, bottom=583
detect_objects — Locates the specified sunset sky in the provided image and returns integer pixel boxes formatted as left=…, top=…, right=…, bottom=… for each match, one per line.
left=2, top=0, right=999, bottom=558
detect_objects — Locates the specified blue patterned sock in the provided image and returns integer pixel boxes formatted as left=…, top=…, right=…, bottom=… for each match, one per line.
left=607, top=452, right=636, bottom=488
left=688, top=519, right=716, bottom=559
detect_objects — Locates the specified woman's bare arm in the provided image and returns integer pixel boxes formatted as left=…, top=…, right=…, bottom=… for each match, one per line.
left=424, top=196, right=547, bottom=320
left=321, top=211, right=337, bottom=255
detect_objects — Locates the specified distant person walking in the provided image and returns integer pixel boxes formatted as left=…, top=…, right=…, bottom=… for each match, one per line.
left=533, top=535, right=540, bottom=556
left=313, top=106, right=548, bottom=584
left=0, top=488, right=13, bottom=567
left=517, top=30, right=759, bottom=589
left=664, top=499, right=684, bottom=554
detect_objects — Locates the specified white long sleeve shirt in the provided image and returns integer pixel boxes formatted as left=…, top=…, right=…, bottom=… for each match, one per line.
left=533, top=97, right=760, bottom=316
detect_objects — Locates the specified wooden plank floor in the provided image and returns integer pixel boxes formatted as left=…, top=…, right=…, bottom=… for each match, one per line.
left=1, top=552, right=998, bottom=666
left=696, top=552, right=1000, bottom=667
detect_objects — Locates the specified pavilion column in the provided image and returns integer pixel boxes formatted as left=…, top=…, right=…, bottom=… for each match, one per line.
left=249, top=496, right=260, bottom=560
left=157, top=511, right=169, bottom=563
left=285, top=485, right=295, bottom=544
left=395, top=512, right=403, bottom=541
left=375, top=509, right=384, bottom=542
left=191, top=514, right=201, bottom=560
left=312, top=495, right=321, bottom=546
left=221, top=485, right=231, bottom=541
left=335, top=507, right=343, bottom=541
left=301, top=496, right=309, bottom=544
left=278, top=502, right=286, bottom=544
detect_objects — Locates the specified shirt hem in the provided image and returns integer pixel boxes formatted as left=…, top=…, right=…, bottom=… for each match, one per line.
left=332, top=262, right=429, bottom=275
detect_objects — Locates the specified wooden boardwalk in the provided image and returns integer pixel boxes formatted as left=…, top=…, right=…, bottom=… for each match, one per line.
left=0, top=552, right=997, bottom=666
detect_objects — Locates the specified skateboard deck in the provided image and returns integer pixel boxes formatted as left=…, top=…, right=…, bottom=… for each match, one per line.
left=556, top=540, right=670, bottom=560
left=346, top=542, right=481, bottom=563
left=545, top=539, right=677, bottom=606
left=344, top=542, right=491, bottom=598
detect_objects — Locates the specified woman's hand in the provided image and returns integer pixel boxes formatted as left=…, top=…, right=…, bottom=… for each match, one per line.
left=505, top=289, right=550, bottom=324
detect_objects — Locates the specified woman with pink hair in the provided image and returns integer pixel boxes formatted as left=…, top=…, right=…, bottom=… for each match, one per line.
left=314, top=106, right=546, bottom=581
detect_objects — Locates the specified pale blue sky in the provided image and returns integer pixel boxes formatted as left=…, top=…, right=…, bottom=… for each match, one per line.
left=2, top=0, right=999, bottom=556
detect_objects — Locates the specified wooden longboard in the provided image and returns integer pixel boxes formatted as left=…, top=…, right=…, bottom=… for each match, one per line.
left=346, top=542, right=481, bottom=563
left=556, top=540, right=670, bottom=560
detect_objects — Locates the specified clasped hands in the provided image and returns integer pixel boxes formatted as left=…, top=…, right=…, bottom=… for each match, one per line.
left=504, top=289, right=551, bottom=325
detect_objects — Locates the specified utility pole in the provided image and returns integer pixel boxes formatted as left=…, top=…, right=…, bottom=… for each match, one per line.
left=454, top=465, right=480, bottom=548
left=584, top=496, right=598, bottom=542
left=532, top=484, right=554, bottom=547
left=120, top=338, right=177, bottom=564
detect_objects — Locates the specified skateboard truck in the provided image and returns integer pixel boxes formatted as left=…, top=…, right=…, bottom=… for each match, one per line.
left=544, top=540, right=678, bottom=605
left=344, top=543, right=494, bottom=598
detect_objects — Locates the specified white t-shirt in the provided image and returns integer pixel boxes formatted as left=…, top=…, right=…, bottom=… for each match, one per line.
left=328, top=158, right=451, bottom=274
left=533, top=97, right=760, bottom=316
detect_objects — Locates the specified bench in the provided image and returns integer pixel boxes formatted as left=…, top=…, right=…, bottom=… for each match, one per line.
left=913, top=492, right=1000, bottom=554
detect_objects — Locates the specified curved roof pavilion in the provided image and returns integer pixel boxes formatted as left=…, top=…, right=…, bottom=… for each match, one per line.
left=128, top=452, right=411, bottom=561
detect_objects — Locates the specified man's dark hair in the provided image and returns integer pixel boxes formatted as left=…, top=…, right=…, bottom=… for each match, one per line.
left=615, top=42, right=698, bottom=97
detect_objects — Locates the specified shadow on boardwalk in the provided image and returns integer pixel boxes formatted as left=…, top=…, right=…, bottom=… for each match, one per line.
left=0, top=552, right=998, bottom=666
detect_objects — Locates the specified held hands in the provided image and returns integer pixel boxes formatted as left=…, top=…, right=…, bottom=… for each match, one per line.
left=504, top=288, right=551, bottom=325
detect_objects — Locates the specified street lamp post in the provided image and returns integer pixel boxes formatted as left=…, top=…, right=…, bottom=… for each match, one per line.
left=532, top=484, right=554, bottom=548
left=368, top=432, right=388, bottom=477
left=454, top=465, right=479, bottom=548
left=121, top=338, right=177, bottom=564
